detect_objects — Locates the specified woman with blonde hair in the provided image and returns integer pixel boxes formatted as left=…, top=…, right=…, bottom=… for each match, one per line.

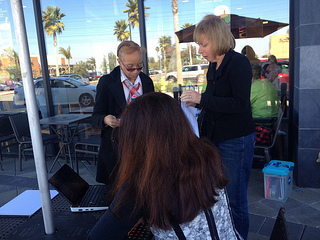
left=181, top=14, right=255, bottom=239
left=89, top=92, right=242, bottom=239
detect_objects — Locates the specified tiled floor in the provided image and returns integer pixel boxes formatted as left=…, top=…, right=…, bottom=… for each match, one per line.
left=0, top=153, right=320, bottom=239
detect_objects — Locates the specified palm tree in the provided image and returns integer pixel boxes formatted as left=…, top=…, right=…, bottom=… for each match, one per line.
left=42, top=6, right=66, bottom=76
left=158, top=36, right=170, bottom=74
left=172, top=0, right=182, bottom=84
left=123, top=0, right=150, bottom=40
left=87, top=57, right=96, bottom=72
left=113, top=19, right=130, bottom=42
left=155, top=46, right=160, bottom=70
left=181, top=23, right=193, bottom=65
left=58, top=46, right=72, bottom=73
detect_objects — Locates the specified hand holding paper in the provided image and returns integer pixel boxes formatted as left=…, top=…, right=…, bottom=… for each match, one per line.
left=180, top=90, right=201, bottom=107
left=181, top=101, right=199, bottom=137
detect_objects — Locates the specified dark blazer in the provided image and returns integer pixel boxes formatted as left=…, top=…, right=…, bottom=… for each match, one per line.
left=92, top=66, right=154, bottom=184
left=199, top=49, right=255, bottom=143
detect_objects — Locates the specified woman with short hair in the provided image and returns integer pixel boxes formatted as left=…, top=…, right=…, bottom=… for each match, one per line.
left=181, top=14, right=256, bottom=239
left=92, top=40, right=154, bottom=187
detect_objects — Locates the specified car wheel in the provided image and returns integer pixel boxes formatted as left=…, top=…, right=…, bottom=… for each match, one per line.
left=79, top=93, right=94, bottom=107
left=167, top=76, right=177, bottom=82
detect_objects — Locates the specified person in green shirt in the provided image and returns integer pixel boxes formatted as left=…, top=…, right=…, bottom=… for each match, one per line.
left=250, top=63, right=280, bottom=118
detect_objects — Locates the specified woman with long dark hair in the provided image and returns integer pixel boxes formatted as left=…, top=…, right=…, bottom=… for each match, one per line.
left=88, top=92, right=241, bottom=239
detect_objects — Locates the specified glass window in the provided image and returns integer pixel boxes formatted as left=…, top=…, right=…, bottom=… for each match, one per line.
left=0, top=0, right=289, bottom=117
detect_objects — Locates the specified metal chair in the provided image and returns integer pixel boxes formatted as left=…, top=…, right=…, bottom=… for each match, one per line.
left=254, top=107, right=284, bottom=163
left=0, top=115, right=17, bottom=170
left=9, top=113, right=59, bottom=171
left=74, top=134, right=100, bottom=174
left=277, top=88, right=288, bottom=160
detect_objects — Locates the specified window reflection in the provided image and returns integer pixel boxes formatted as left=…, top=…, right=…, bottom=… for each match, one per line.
left=0, top=0, right=289, bottom=117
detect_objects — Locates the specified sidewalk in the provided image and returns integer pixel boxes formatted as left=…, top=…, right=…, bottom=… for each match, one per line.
left=248, top=166, right=320, bottom=239
left=0, top=155, right=320, bottom=239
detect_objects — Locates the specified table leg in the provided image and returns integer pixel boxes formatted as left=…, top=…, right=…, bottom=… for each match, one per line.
left=48, top=144, right=64, bottom=173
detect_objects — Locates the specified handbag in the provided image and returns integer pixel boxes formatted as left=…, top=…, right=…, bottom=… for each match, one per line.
left=255, top=117, right=276, bottom=144
left=255, top=125, right=272, bottom=144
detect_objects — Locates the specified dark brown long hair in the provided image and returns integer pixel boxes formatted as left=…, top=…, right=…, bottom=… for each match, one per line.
left=113, top=92, right=229, bottom=230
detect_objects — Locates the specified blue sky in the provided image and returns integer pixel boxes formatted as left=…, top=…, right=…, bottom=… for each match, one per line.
left=0, top=0, right=289, bottom=68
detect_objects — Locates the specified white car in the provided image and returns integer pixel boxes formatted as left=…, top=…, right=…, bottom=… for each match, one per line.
left=13, top=77, right=96, bottom=110
left=166, top=64, right=209, bottom=82
left=60, top=74, right=90, bottom=84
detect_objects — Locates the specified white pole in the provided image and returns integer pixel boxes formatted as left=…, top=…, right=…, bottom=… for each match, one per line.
left=10, top=0, right=55, bottom=234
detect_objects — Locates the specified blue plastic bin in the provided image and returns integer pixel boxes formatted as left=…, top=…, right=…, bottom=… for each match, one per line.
left=262, top=160, right=294, bottom=202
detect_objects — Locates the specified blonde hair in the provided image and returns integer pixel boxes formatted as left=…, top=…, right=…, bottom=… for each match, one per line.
left=194, top=14, right=235, bottom=56
left=117, top=40, right=146, bottom=58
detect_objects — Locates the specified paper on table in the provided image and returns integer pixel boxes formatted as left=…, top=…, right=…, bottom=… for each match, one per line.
left=0, top=190, right=58, bottom=217
left=181, top=101, right=199, bottom=137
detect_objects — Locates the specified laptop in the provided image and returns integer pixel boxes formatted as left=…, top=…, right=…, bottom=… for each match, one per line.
left=48, top=164, right=109, bottom=212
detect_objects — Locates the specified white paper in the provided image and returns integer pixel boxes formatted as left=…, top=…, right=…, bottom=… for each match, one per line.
left=0, top=190, right=58, bottom=216
left=181, top=101, right=199, bottom=137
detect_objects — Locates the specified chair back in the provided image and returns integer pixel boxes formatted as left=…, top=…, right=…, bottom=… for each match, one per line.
left=280, top=82, right=287, bottom=116
left=269, top=108, right=284, bottom=148
left=9, top=113, right=31, bottom=143
left=0, top=116, right=14, bottom=137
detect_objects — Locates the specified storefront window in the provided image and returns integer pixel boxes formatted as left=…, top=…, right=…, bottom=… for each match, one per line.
left=0, top=0, right=289, bottom=117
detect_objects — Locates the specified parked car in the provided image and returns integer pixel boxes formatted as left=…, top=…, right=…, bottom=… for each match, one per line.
left=0, top=80, right=22, bottom=91
left=260, top=59, right=289, bottom=90
left=13, top=77, right=97, bottom=109
left=149, top=69, right=162, bottom=75
left=60, top=73, right=89, bottom=84
left=89, top=72, right=102, bottom=81
left=166, top=64, right=209, bottom=82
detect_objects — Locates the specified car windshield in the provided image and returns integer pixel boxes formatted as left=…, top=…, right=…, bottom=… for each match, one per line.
left=201, top=65, right=209, bottom=70
left=65, top=78, right=87, bottom=86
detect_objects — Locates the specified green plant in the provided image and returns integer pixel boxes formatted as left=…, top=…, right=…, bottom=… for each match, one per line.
left=154, top=82, right=161, bottom=92
left=166, top=82, right=174, bottom=93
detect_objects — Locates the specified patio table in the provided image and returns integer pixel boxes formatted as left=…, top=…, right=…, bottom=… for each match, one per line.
left=0, top=193, right=153, bottom=239
left=40, top=114, right=91, bottom=172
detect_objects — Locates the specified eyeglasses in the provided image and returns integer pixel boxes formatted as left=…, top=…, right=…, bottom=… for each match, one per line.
left=119, top=58, right=144, bottom=72
left=265, top=70, right=272, bottom=74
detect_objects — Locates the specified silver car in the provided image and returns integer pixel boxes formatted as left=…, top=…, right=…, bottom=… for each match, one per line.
left=13, top=77, right=96, bottom=110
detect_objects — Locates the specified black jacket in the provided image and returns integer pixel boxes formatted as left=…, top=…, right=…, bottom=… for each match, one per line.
left=92, top=66, right=154, bottom=184
left=199, top=49, right=255, bottom=143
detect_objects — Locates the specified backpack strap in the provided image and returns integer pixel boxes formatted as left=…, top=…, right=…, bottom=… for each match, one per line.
left=173, top=209, right=220, bottom=240
left=173, top=224, right=186, bottom=240
left=204, top=208, right=220, bottom=240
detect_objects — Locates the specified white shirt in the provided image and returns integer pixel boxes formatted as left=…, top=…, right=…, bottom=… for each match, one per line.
left=120, top=69, right=143, bottom=102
